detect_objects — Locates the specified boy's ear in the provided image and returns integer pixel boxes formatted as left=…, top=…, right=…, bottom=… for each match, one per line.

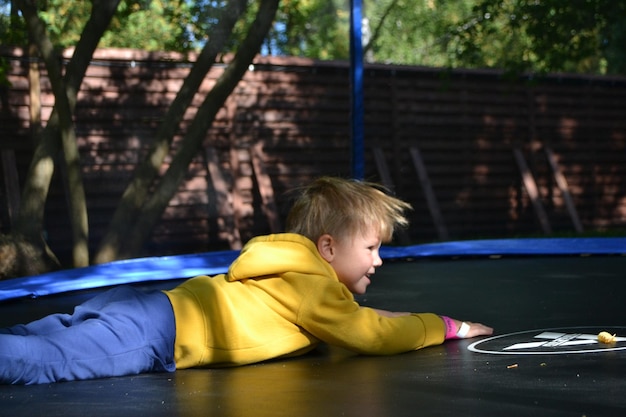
left=316, top=234, right=335, bottom=262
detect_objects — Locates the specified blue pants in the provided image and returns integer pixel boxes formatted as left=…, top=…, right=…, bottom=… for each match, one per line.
left=0, top=286, right=176, bottom=385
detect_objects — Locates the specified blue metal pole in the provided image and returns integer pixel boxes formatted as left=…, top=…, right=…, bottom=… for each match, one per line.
left=350, top=0, right=364, bottom=180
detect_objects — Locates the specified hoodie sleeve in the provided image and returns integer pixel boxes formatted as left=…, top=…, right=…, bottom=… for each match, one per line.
left=296, top=277, right=445, bottom=355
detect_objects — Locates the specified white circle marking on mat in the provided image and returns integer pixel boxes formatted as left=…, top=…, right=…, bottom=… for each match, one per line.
left=467, top=326, right=626, bottom=355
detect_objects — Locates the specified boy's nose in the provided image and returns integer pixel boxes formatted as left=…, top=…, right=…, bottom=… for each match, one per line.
left=373, top=252, right=383, bottom=267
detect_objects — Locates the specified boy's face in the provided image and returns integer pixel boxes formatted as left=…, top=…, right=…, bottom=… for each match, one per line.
left=322, top=229, right=383, bottom=295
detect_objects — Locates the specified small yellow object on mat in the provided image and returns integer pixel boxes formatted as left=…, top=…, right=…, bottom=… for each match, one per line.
left=597, top=331, right=616, bottom=344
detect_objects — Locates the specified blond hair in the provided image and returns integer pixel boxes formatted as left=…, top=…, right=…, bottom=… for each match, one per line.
left=285, top=177, right=411, bottom=243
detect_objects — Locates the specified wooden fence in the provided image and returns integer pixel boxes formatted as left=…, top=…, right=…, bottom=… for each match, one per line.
left=1, top=47, right=625, bottom=265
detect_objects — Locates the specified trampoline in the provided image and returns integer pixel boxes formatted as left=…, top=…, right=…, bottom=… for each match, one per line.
left=0, top=237, right=625, bottom=417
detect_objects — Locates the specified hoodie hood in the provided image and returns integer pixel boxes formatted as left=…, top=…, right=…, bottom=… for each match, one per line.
left=227, top=233, right=336, bottom=282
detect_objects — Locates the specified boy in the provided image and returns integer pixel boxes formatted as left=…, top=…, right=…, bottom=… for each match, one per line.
left=0, top=177, right=493, bottom=384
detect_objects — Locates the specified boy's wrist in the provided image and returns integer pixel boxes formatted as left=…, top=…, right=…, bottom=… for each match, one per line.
left=441, top=316, right=457, bottom=339
left=441, top=316, right=470, bottom=339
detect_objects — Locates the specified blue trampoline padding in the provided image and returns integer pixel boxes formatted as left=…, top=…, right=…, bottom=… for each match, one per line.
left=0, top=250, right=240, bottom=302
left=0, top=237, right=623, bottom=302
left=380, top=237, right=626, bottom=259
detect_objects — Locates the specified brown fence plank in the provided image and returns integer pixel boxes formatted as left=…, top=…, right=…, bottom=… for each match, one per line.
left=409, top=147, right=449, bottom=241
left=513, top=148, right=552, bottom=234
left=544, top=147, right=583, bottom=233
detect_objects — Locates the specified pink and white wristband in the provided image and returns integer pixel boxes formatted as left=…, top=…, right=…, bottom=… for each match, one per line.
left=441, top=316, right=470, bottom=339
left=456, top=321, right=470, bottom=338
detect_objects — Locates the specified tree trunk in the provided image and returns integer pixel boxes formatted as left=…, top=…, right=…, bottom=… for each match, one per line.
left=116, top=0, right=280, bottom=259
left=14, top=0, right=121, bottom=267
left=93, top=0, right=256, bottom=263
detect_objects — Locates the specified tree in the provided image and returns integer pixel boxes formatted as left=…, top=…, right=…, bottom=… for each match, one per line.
left=446, top=0, right=626, bottom=75
left=4, top=0, right=280, bottom=273
left=13, top=0, right=123, bottom=269
left=260, top=0, right=626, bottom=75
left=95, top=0, right=281, bottom=263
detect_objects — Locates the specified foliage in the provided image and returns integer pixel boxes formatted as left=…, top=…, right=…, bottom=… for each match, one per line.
left=453, top=0, right=626, bottom=75
left=266, top=0, right=626, bottom=75
left=100, top=0, right=196, bottom=51
left=271, top=0, right=349, bottom=59
left=364, top=0, right=476, bottom=67
left=0, top=1, right=25, bottom=46
left=1, top=0, right=200, bottom=52
left=2, top=0, right=625, bottom=74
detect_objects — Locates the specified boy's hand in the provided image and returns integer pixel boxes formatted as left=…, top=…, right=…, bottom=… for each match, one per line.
left=452, top=318, right=494, bottom=338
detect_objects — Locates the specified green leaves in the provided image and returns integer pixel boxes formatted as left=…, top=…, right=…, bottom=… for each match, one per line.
left=2, top=0, right=624, bottom=74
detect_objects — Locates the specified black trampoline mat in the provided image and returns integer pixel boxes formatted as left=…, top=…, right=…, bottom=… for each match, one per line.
left=1, top=255, right=625, bottom=417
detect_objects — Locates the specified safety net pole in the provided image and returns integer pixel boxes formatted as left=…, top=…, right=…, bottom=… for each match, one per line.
left=350, top=0, right=364, bottom=180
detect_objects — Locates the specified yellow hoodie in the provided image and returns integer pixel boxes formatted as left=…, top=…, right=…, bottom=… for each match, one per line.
left=164, top=233, right=445, bottom=369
